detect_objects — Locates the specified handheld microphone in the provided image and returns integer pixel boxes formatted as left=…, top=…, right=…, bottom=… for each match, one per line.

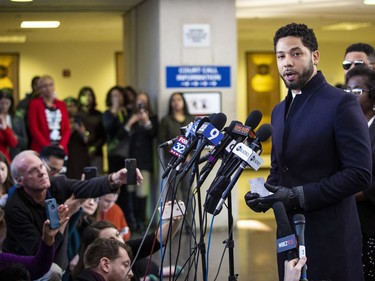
left=161, top=117, right=208, bottom=179
left=272, top=202, right=298, bottom=261
left=205, top=123, right=272, bottom=215
left=178, top=112, right=227, bottom=176
left=200, top=110, right=263, bottom=175
left=159, top=137, right=178, bottom=148
left=293, top=214, right=308, bottom=281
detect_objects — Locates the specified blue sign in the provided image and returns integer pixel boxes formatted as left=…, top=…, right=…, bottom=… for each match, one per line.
left=166, top=66, right=231, bottom=88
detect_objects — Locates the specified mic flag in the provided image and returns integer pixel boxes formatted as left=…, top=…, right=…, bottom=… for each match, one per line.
left=272, top=202, right=298, bottom=260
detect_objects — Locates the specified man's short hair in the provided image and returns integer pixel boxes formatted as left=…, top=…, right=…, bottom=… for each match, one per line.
left=83, top=238, right=133, bottom=269
left=273, top=22, right=318, bottom=53
left=40, top=145, right=66, bottom=160
left=344, top=42, right=375, bottom=63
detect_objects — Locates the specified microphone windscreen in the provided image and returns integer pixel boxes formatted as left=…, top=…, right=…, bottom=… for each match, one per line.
left=210, top=112, right=227, bottom=130
left=293, top=214, right=306, bottom=225
left=255, top=123, right=273, bottom=142
left=245, top=110, right=262, bottom=129
left=272, top=201, right=292, bottom=238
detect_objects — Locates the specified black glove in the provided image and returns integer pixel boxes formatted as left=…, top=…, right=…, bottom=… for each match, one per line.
left=258, top=183, right=305, bottom=211
left=244, top=192, right=271, bottom=213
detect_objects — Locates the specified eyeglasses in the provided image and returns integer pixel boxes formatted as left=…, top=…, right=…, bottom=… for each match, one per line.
left=41, top=158, right=66, bottom=175
left=343, top=88, right=369, bottom=95
left=342, top=60, right=364, bottom=70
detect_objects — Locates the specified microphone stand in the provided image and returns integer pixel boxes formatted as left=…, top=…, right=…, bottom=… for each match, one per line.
left=187, top=151, right=208, bottom=281
left=226, top=192, right=238, bottom=281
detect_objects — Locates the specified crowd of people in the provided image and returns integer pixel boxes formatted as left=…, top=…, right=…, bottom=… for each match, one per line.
left=0, top=77, right=192, bottom=280
left=0, top=22, right=375, bottom=281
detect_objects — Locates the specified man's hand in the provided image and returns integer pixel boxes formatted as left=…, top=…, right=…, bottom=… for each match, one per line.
left=261, top=183, right=304, bottom=211
left=284, top=257, right=307, bottom=281
left=42, top=204, right=69, bottom=246
left=244, top=183, right=305, bottom=212
left=244, top=192, right=271, bottom=213
left=111, top=168, right=143, bottom=185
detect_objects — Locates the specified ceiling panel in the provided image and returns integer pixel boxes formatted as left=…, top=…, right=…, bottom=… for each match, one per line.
left=0, top=0, right=374, bottom=44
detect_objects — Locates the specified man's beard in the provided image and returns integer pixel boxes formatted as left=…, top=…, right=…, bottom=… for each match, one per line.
left=282, top=61, right=314, bottom=90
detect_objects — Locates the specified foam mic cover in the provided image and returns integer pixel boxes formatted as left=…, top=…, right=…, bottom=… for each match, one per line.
left=272, top=202, right=298, bottom=261
left=255, top=123, right=273, bottom=143
left=245, top=109, right=262, bottom=129
left=210, top=112, right=227, bottom=131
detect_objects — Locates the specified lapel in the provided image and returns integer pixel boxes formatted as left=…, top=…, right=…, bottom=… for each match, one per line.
left=282, top=93, right=311, bottom=150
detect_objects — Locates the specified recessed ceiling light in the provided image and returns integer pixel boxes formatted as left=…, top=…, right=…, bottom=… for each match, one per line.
left=322, top=22, right=371, bottom=31
left=364, top=0, right=375, bottom=5
left=10, top=0, right=33, bottom=2
left=21, top=21, right=60, bottom=28
left=0, top=35, right=27, bottom=43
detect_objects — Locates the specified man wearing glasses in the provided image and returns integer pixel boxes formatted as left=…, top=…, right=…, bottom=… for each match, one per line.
left=343, top=42, right=375, bottom=74
left=3, top=150, right=143, bottom=281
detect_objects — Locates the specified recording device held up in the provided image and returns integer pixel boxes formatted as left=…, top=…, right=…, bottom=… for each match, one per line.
left=125, top=158, right=137, bottom=185
left=45, top=198, right=60, bottom=229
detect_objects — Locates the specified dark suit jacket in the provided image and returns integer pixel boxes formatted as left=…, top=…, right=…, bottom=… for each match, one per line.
left=268, top=72, right=372, bottom=281
left=357, top=120, right=375, bottom=235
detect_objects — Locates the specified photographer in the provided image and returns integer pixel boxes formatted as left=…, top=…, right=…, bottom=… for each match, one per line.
left=126, top=92, right=158, bottom=233
left=3, top=150, right=142, bottom=281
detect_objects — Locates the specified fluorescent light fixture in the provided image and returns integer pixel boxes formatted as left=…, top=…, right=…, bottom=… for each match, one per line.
left=21, top=21, right=60, bottom=28
left=11, top=0, right=33, bottom=2
left=322, top=22, right=371, bottom=31
left=364, top=0, right=375, bottom=4
left=0, top=35, right=27, bottom=43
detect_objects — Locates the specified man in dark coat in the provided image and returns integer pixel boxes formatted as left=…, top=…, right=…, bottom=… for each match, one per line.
left=3, top=150, right=142, bottom=281
left=74, top=238, right=133, bottom=281
left=245, top=23, right=372, bottom=281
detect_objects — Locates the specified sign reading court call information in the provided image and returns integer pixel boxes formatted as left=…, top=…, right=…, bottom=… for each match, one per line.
left=166, top=66, right=231, bottom=88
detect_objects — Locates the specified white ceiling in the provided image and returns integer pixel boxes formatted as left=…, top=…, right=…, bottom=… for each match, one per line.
left=0, top=0, right=374, bottom=44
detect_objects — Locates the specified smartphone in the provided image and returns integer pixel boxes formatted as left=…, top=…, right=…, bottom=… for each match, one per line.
left=158, top=201, right=186, bottom=220
left=45, top=198, right=61, bottom=229
left=83, top=166, right=98, bottom=180
left=125, top=158, right=137, bottom=185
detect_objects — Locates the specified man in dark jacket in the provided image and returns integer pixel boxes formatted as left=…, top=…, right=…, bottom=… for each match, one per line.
left=74, top=238, right=133, bottom=281
left=245, top=23, right=372, bottom=281
left=3, top=150, right=142, bottom=281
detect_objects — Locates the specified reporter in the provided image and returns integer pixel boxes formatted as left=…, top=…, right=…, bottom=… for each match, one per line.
left=3, top=150, right=142, bottom=281
left=0, top=204, right=69, bottom=280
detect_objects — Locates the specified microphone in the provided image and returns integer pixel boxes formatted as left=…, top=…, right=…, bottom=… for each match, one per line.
left=178, top=112, right=227, bottom=176
left=272, top=202, right=298, bottom=261
left=199, top=110, right=263, bottom=174
left=205, top=123, right=272, bottom=215
left=159, top=137, right=178, bottom=148
left=293, top=214, right=308, bottom=281
left=161, top=117, right=209, bottom=179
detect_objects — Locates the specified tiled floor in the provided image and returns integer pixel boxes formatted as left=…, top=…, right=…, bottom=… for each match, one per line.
left=150, top=218, right=278, bottom=281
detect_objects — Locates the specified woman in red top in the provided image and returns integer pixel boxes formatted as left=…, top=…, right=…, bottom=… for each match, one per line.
left=27, top=75, right=70, bottom=154
left=0, top=90, right=18, bottom=161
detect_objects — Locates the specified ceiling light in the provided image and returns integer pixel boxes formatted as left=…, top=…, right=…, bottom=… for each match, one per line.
left=322, top=22, right=371, bottom=31
left=364, top=0, right=375, bottom=5
left=21, top=21, right=60, bottom=28
left=11, top=0, right=33, bottom=2
left=0, top=35, right=27, bottom=43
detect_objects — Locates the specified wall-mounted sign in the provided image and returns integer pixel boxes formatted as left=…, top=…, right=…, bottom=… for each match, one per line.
left=183, top=24, right=210, bottom=47
left=166, top=66, right=231, bottom=88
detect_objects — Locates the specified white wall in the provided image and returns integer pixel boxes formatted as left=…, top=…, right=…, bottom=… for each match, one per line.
left=0, top=42, right=122, bottom=111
